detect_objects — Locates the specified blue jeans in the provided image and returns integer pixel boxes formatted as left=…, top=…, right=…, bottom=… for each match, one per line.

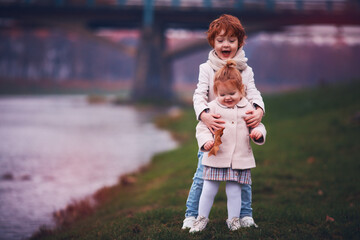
left=185, top=151, right=253, bottom=218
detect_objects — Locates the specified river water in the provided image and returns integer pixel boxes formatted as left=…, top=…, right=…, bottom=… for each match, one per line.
left=0, top=95, right=177, bottom=240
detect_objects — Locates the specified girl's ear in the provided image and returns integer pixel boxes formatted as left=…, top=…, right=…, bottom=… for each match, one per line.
left=241, top=84, right=246, bottom=96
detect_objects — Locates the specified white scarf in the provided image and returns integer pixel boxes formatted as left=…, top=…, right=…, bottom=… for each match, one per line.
left=207, top=47, right=248, bottom=71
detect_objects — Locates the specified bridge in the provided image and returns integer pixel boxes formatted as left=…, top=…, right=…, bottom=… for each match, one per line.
left=1, top=0, right=360, bottom=101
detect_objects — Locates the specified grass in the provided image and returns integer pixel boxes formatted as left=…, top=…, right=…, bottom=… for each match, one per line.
left=31, top=81, right=360, bottom=240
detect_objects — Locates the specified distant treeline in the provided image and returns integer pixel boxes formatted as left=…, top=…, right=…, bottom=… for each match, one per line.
left=246, top=38, right=360, bottom=89
left=0, top=28, right=134, bottom=82
left=173, top=32, right=360, bottom=91
left=1, top=27, right=360, bottom=93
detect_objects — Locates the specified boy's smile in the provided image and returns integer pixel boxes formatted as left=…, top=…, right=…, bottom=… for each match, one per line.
left=214, top=30, right=239, bottom=60
left=221, top=50, right=231, bottom=58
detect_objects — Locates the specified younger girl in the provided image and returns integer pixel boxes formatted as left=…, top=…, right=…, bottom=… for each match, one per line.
left=189, top=60, right=266, bottom=232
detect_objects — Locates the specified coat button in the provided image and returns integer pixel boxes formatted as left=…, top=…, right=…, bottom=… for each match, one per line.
left=232, top=121, right=234, bottom=124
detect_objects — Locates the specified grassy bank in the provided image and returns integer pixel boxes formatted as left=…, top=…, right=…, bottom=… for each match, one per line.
left=32, top=82, right=360, bottom=240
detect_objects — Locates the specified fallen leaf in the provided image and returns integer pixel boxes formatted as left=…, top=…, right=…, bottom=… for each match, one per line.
left=307, top=156, right=315, bottom=164
left=120, top=175, right=137, bottom=186
left=208, top=128, right=224, bottom=157
left=318, top=189, right=324, bottom=196
left=326, top=215, right=335, bottom=222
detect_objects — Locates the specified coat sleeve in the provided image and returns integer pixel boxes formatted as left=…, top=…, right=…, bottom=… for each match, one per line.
left=193, top=63, right=211, bottom=120
left=243, top=66, right=265, bottom=113
left=195, top=121, right=213, bottom=151
left=250, top=123, right=267, bottom=145
left=195, top=101, right=217, bottom=150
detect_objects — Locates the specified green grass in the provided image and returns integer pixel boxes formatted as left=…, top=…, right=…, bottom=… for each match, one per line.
left=31, top=82, right=360, bottom=240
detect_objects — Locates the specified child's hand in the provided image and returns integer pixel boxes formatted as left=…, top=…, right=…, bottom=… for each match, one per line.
left=203, top=140, right=214, bottom=151
left=200, top=111, right=225, bottom=134
left=249, top=130, right=263, bottom=140
left=244, top=108, right=264, bottom=128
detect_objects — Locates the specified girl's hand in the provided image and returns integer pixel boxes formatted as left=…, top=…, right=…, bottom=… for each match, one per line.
left=203, top=140, right=214, bottom=151
left=200, top=111, right=225, bottom=134
left=249, top=130, right=263, bottom=140
left=244, top=107, right=264, bottom=128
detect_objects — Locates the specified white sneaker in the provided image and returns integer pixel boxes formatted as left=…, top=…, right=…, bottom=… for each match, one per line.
left=226, top=217, right=241, bottom=231
left=189, top=216, right=209, bottom=233
left=240, top=216, right=258, bottom=228
left=181, top=216, right=196, bottom=229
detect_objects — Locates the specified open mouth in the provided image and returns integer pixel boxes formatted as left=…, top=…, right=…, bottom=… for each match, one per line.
left=222, top=50, right=231, bottom=57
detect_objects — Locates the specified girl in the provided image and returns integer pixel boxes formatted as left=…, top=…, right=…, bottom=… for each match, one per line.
left=190, top=60, right=266, bottom=232
left=183, top=14, right=265, bottom=229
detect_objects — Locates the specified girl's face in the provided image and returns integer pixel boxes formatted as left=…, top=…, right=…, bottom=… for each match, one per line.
left=214, top=30, right=239, bottom=60
left=216, top=82, right=242, bottom=108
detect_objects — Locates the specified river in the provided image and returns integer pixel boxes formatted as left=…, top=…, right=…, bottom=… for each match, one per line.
left=0, top=95, right=177, bottom=240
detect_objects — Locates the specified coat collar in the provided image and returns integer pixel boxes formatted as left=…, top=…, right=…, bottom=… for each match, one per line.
left=215, top=97, right=248, bottom=109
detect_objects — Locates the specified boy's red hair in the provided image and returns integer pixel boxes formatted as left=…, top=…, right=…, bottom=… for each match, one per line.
left=207, top=14, right=246, bottom=49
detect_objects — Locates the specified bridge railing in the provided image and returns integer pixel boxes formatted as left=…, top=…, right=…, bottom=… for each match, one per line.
left=0, top=0, right=357, bottom=12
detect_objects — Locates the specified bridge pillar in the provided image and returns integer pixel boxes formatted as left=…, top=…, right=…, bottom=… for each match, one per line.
left=131, top=25, right=173, bottom=102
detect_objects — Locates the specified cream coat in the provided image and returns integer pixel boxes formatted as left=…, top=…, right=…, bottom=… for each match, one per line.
left=193, top=62, right=265, bottom=120
left=196, top=98, right=266, bottom=170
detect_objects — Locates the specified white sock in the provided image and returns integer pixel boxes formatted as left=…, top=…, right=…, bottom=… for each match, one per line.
left=226, top=181, right=242, bottom=220
left=198, top=180, right=220, bottom=218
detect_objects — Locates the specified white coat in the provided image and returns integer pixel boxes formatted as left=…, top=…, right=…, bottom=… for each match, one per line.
left=196, top=98, right=266, bottom=170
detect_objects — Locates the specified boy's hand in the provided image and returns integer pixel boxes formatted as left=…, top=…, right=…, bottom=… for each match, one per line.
left=203, top=140, right=214, bottom=151
left=249, top=130, right=263, bottom=140
left=200, top=111, right=225, bottom=134
left=244, top=107, right=263, bottom=128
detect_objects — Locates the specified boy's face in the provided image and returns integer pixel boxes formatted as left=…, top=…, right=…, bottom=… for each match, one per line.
left=216, top=82, right=242, bottom=108
left=214, top=30, right=239, bottom=60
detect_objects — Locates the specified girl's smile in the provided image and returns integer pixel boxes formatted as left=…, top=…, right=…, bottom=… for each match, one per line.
left=216, top=82, right=242, bottom=108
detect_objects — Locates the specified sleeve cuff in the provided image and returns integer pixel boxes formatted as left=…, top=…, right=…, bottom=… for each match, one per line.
left=198, top=108, right=210, bottom=121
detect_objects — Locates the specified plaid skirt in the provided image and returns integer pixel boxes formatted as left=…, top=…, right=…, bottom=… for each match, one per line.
left=203, top=166, right=252, bottom=185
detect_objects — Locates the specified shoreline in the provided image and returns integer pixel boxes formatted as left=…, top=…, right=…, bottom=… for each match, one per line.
left=30, top=105, right=183, bottom=238
left=0, top=96, right=178, bottom=240
left=50, top=164, right=152, bottom=229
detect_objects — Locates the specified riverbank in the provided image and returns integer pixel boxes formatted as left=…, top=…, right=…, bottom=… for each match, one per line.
left=0, top=95, right=177, bottom=240
left=31, top=81, right=360, bottom=240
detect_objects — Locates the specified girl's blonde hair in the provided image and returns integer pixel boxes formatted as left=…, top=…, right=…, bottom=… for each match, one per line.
left=214, top=60, right=245, bottom=96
